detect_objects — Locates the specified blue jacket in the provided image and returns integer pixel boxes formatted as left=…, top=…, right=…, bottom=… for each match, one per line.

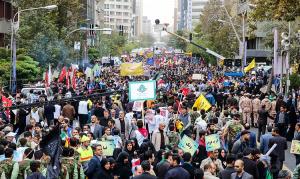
left=236, top=131, right=257, bottom=148
left=260, top=133, right=272, bottom=154
left=85, top=155, right=102, bottom=178
left=164, top=166, right=190, bottom=179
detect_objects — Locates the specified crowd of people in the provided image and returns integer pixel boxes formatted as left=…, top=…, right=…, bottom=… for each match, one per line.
left=0, top=58, right=300, bottom=179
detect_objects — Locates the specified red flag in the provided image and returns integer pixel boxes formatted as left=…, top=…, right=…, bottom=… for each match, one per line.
left=72, top=69, right=77, bottom=89
left=2, top=96, right=12, bottom=121
left=58, top=67, right=66, bottom=83
left=66, top=70, right=70, bottom=89
left=181, top=88, right=190, bottom=96
left=45, top=71, right=49, bottom=87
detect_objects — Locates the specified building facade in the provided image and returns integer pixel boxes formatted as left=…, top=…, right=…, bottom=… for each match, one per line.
left=0, top=0, right=17, bottom=47
left=103, top=0, right=134, bottom=37
left=177, top=0, right=208, bottom=31
left=142, top=16, right=152, bottom=34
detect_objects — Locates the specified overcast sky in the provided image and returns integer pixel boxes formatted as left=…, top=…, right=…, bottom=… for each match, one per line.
left=143, top=0, right=175, bottom=26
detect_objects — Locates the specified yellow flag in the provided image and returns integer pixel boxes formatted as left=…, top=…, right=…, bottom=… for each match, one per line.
left=219, top=59, right=224, bottom=66
left=244, top=59, right=256, bottom=73
left=120, top=62, right=144, bottom=76
left=192, top=94, right=212, bottom=111
left=147, top=52, right=154, bottom=58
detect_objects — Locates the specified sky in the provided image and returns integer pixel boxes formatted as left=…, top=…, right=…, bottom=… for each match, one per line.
left=143, top=0, right=175, bottom=26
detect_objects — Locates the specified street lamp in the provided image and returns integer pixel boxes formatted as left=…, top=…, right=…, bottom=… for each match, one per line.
left=66, top=27, right=112, bottom=37
left=66, top=27, right=112, bottom=67
left=10, top=5, right=57, bottom=94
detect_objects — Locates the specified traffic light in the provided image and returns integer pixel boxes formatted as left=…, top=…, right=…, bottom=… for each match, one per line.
left=234, top=59, right=242, bottom=67
left=224, top=59, right=233, bottom=67
left=281, top=32, right=290, bottom=50
left=119, top=25, right=124, bottom=36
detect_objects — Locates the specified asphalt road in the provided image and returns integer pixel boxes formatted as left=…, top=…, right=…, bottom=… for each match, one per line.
left=250, top=128, right=296, bottom=172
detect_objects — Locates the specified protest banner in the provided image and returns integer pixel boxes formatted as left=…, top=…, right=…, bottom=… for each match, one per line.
left=159, top=107, right=169, bottom=118
left=205, top=134, right=221, bottom=152
left=291, top=140, right=300, bottom=155
left=99, top=141, right=115, bottom=156
left=129, top=80, right=156, bottom=101
left=120, top=62, right=144, bottom=76
left=133, top=101, right=144, bottom=111
left=178, top=135, right=199, bottom=155
left=192, top=74, right=204, bottom=80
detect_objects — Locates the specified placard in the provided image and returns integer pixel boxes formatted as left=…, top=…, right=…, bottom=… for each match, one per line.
left=178, top=135, right=199, bottom=155
left=133, top=101, right=144, bottom=111
left=159, top=107, right=169, bottom=118
left=291, top=140, right=300, bottom=155
left=129, top=80, right=156, bottom=101
left=99, top=141, right=115, bottom=156
left=192, top=74, right=204, bottom=80
left=205, top=134, right=221, bottom=152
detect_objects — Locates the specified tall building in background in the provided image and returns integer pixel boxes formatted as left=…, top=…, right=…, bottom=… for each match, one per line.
left=103, top=0, right=133, bottom=37
left=132, top=0, right=143, bottom=37
left=173, top=0, right=179, bottom=32
left=177, top=0, right=208, bottom=31
left=142, top=16, right=152, bottom=34
left=0, top=0, right=17, bottom=47
left=191, top=0, right=208, bottom=27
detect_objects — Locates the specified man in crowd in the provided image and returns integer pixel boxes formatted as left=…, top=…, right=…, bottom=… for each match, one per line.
left=231, top=159, right=253, bottom=179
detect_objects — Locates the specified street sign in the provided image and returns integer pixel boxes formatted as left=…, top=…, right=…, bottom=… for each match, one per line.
left=74, top=42, right=80, bottom=51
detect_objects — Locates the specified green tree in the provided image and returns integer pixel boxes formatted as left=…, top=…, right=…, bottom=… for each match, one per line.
left=167, top=30, right=188, bottom=51
left=139, top=34, right=155, bottom=48
left=0, top=55, right=41, bottom=86
left=250, top=0, right=300, bottom=21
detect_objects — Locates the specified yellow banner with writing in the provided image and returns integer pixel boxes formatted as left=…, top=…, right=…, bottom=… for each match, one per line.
left=120, top=62, right=144, bottom=76
left=192, top=94, right=212, bottom=111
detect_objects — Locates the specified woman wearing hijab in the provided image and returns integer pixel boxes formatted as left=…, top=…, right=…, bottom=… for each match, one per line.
left=124, top=140, right=135, bottom=165
left=115, top=151, right=133, bottom=179
left=95, top=158, right=114, bottom=179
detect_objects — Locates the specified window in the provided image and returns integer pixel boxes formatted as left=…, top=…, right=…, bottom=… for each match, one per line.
left=116, top=5, right=121, bottom=9
left=123, top=19, right=129, bottom=23
left=110, top=18, right=115, bottom=22
left=116, top=19, right=122, bottom=23
left=110, top=4, right=115, bottom=8
left=123, top=5, right=129, bottom=9
left=104, top=4, right=109, bottom=9
left=116, top=12, right=122, bottom=16
left=110, top=11, right=115, bottom=15
left=123, top=12, right=129, bottom=16
left=124, top=0, right=128, bottom=2
left=116, top=0, right=121, bottom=2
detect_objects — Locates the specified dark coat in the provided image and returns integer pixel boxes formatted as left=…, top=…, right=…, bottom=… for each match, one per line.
left=181, top=162, right=195, bottom=179
left=115, top=152, right=132, bottom=179
left=269, top=135, right=288, bottom=161
left=26, top=172, right=46, bottom=179
left=156, top=160, right=170, bottom=179
left=219, top=166, right=235, bottom=179
left=44, top=104, right=55, bottom=121
left=258, top=109, right=273, bottom=125
left=132, top=172, right=157, bottom=179
left=85, top=155, right=102, bottom=178
left=164, top=166, right=190, bottom=179
left=242, top=157, right=259, bottom=179
left=94, top=168, right=114, bottom=179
